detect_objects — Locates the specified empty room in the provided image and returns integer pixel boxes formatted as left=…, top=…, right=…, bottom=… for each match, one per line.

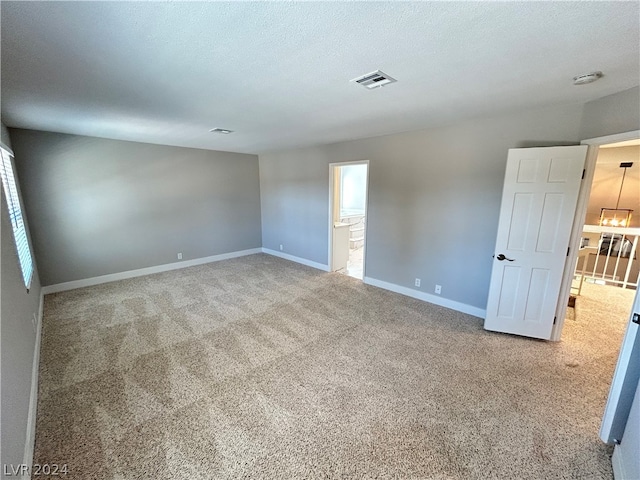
left=2, top=2, right=640, bottom=479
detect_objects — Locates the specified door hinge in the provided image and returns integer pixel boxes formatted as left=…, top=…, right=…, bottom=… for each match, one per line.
left=567, top=247, right=570, bottom=257
left=582, top=169, right=585, bottom=180
left=553, top=316, right=557, bottom=325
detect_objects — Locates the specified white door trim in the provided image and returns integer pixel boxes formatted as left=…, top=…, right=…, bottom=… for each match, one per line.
left=550, top=129, right=640, bottom=341
left=580, top=130, right=640, bottom=146
left=328, top=160, right=370, bottom=276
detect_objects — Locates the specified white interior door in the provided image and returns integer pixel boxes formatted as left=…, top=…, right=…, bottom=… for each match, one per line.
left=484, top=146, right=588, bottom=339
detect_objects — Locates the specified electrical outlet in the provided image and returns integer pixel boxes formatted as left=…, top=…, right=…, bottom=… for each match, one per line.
left=414, top=278, right=421, bottom=287
left=279, top=244, right=283, bottom=251
left=177, top=252, right=183, bottom=260
left=435, top=284, right=442, bottom=294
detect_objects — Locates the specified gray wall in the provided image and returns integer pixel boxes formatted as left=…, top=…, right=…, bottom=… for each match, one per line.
left=1, top=124, right=42, bottom=472
left=580, top=86, right=640, bottom=140
left=10, top=129, right=262, bottom=286
left=260, top=103, right=586, bottom=311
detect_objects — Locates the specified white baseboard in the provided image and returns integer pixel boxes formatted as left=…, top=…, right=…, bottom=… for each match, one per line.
left=363, top=276, right=486, bottom=319
left=259, top=251, right=483, bottom=318
left=41, top=248, right=263, bottom=294
left=23, top=292, right=44, bottom=477
left=261, top=248, right=329, bottom=272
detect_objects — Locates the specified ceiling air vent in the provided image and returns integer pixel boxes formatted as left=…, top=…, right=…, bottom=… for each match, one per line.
left=210, top=128, right=233, bottom=134
left=351, top=70, right=397, bottom=89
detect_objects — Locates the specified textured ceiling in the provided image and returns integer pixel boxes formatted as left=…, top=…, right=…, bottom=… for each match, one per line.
left=2, top=2, right=639, bottom=154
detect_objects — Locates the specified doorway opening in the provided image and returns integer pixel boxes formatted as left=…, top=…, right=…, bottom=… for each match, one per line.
left=552, top=131, right=640, bottom=447
left=329, top=161, right=369, bottom=279
left=555, top=132, right=640, bottom=342
left=567, top=140, right=638, bottom=326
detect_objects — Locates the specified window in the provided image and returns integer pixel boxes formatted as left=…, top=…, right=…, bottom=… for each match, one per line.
left=339, top=164, right=367, bottom=218
left=1, top=146, right=34, bottom=289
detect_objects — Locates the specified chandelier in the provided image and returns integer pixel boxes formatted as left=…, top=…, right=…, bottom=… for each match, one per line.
left=599, top=161, right=634, bottom=227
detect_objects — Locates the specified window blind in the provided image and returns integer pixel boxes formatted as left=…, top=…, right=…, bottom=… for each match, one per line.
left=1, top=147, right=34, bottom=289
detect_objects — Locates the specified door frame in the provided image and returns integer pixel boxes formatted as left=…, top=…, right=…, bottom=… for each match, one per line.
left=328, top=160, right=370, bottom=276
left=551, top=129, right=640, bottom=341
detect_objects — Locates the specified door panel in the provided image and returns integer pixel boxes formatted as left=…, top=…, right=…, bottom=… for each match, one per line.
left=496, top=266, right=521, bottom=318
left=508, top=193, right=533, bottom=250
left=536, top=193, right=564, bottom=252
left=524, top=268, right=549, bottom=323
left=484, top=146, right=588, bottom=339
left=548, top=156, right=573, bottom=182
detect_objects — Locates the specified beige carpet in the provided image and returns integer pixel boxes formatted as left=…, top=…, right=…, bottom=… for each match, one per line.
left=34, top=254, right=632, bottom=479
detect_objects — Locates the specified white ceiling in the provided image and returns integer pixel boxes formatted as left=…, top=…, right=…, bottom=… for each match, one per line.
left=2, top=2, right=639, bottom=154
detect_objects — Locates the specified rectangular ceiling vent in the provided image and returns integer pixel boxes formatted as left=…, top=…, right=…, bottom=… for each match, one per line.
left=351, top=70, right=397, bottom=89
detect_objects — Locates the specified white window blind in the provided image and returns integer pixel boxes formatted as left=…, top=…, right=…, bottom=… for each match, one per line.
left=1, top=147, right=34, bottom=289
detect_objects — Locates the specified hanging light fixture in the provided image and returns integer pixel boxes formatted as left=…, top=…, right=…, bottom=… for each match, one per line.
left=599, top=162, right=634, bottom=227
